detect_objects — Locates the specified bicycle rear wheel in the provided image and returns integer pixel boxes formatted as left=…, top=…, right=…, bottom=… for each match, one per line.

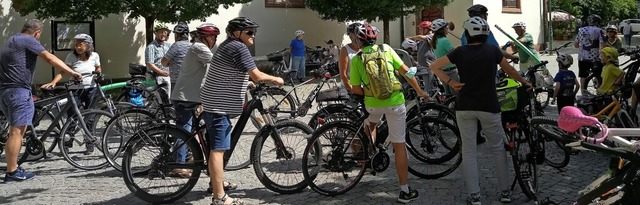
left=530, top=117, right=571, bottom=168
left=122, top=125, right=203, bottom=204
left=302, top=120, right=368, bottom=196
left=406, top=117, right=461, bottom=179
left=252, top=119, right=317, bottom=194
left=58, top=109, right=112, bottom=170
left=102, top=109, right=157, bottom=171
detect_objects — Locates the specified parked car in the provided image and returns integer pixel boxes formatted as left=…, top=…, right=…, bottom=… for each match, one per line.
left=618, top=19, right=640, bottom=34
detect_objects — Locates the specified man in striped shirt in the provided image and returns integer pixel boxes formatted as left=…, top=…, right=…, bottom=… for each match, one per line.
left=200, top=17, right=284, bottom=205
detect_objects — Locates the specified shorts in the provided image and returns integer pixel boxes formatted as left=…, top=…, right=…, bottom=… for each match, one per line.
left=365, top=105, right=406, bottom=143
left=578, top=60, right=603, bottom=78
left=204, top=112, right=232, bottom=151
left=0, top=88, right=34, bottom=126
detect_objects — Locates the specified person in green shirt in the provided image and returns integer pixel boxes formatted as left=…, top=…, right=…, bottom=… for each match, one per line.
left=510, top=22, right=538, bottom=73
left=604, top=25, right=623, bottom=51
left=430, top=18, right=459, bottom=95
left=349, top=24, right=428, bottom=204
left=597, top=47, right=623, bottom=95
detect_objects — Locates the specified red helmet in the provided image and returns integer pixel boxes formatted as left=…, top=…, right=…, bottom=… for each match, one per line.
left=196, top=23, right=220, bottom=36
left=418, top=21, right=432, bottom=30
left=355, top=24, right=378, bottom=43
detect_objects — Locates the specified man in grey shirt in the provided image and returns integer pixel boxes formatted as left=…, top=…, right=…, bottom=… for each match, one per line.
left=162, top=22, right=191, bottom=89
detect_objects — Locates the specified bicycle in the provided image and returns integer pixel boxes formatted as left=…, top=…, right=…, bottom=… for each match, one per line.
left=301, top=91, right=461, bottom=196
left=541, top=107, right=640, bottom=205
left=120, top=82, right=320, bottom=204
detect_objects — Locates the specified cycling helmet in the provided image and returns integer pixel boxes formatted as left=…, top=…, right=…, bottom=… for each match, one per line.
left=512, top=22, right=526, bottom=29
left=418, top=21, right=432, bottom=29
left=601, top=47, right=619, bottom=61
left=197, top=23, right=220, bottom=36
left=606, top=25, right=618, bottom=32
left=401, top=38, right=418, bottom=50
left=463, top=17, right=490, bottom=36
left=173, top=22, right=189, bottom=34
left=73, top=33, right=93, bottom=44
left=295, top=30, right=305, bottom=36
left=467, top=4, right=488, bottom=17
left=430, top=19, right=448, bottom=31
left=556, top=53, right=574, bottom=68
left=153, top=23, right=170, bottom=32
left=347, top=22, right=363, bottom=35
left=226, top=17, right=259, bottom=33
left=587, top=14, right=602, bottom=25
left=355, top=24, right=378, bottom=43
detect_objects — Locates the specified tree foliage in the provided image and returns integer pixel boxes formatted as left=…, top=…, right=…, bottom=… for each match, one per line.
left=11, top=0, right=251, bottom=44
left=306, top=0, right=451, bottom=44
left=551, top=0, right=638, bottom=24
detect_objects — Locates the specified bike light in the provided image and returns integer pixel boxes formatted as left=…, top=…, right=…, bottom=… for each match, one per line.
left=324, top=72, right=331, bottom=79
left=243, top=102, right=248, bottom=110
left=317, top=117, right=325, bottom=125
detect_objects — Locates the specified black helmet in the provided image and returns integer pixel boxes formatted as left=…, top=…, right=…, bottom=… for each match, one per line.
left=467, top=4, right=488, bottom=17
left=173, top=22, right=189, bottom=34
left=226, top=17, right=259, bottom=33
left=587, top=14, right=602, bottom=25
left=347, top=22, right=363, bottom=35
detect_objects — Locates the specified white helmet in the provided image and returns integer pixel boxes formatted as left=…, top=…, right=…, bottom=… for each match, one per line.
left=401, top=38, right=418, bottom=50
left=512, top=22, right=526, bottom=29
left=556, top=53, right=574, bottom=67
left=463, top=17, right=490, bottom=36
left=295, top=30, right=305, bottom=36
left=430, top=19, right=448, bottom=31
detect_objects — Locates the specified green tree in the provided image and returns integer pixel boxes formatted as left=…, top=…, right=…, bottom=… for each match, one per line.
left=551, top=0, right=638, bottom=24
left=11, top=0, right=251, bottom=44
left=305, top=0, right=451, bottom=44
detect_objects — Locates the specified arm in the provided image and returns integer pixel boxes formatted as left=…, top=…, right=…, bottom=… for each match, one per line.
left=38, top=51, right=79, bottom=77
left=553, top=82, right=560, bottom=99
left=41, top=72, right=64, bottom=89
left=398, top=64, right=427, bottom=97
left=161, top=57, right=170, bottom=67
left=145, top=46, right=169, bottom=76
left=338, top=47, right=352, bottom=91
left=407, top=35, right=428, bottom=41
left=574, top=78, right=580, bottom=95
left=430, top=56, right=464, bottom=91
left=248, top=68, right=284, bottom=86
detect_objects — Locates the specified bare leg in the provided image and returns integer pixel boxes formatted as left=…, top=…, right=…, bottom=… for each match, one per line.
left=5, top=126, right=26, bottom=172
left=209, top=150, right=225, bottom=199
left=393, top=143, right=409, bottom=185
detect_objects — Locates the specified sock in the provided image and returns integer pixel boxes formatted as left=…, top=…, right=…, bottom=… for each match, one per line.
left=400, top=184, right=409, bottom=193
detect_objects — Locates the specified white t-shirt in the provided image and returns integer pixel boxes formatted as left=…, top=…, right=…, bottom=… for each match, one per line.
left=65, top=52, right=100, bottom=88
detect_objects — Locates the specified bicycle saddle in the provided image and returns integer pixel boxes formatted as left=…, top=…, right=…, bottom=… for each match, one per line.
left=143, top=83, right=168, bottom=92
left=282, top=70, right=298, bottom=75
left=558, top=106, right=601, bottom=133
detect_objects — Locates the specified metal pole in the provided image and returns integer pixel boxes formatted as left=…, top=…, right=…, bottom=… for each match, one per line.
left=548, top=0, right=553, bottom=55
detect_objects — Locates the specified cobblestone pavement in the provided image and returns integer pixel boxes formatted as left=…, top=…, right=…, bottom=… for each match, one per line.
left=0, top=54, right=632, bottom=205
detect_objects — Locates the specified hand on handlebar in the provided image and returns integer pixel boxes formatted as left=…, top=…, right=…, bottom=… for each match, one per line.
left=40, top=82, right=56, bottom=89
left=450, top=81, right=465, bottom=92
left=273, top=77, right=284, bottom=87
left=71, top=72, right=82, bottom=81
left=417, top=91, right=430, bottom=101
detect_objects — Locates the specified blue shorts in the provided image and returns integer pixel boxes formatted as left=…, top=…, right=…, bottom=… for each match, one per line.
left=0, top=88, right=34, bottom=126
left=204, top=112, right=232, bottom=151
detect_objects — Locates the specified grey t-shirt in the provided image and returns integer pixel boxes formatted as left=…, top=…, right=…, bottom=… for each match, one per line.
left=0, top=33, right=46, bottom=89
left=171, top=41, right=214, bottom=103
left=416, top=35, right=435, bottom=67
left=164, top=40, right=191, bottom=82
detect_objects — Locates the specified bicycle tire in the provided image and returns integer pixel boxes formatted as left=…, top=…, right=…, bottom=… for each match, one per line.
left=58, top=109, right=112, bottom=170
left=530, top=117, right=571, bottom=168
left=584, top=75, right=601, bottom=96
left=102, top=109, right=157, bottom=171
left=36, top=110, right=63, bottom=154
left=122, top=125, right=203, bottom=204
left=261, top=86, right=297, bottom=118
left=307, top=103, right=353, bottom=129
left=617, top=111, right=637, bottom=128
left=406, top=117, right=461, bottom=179
left=512, top=128, right=538, bottom=200
left=225, top=112, right=263, bottom=171
left=251, top=119, right=317, bottom=194
left=301, top=120, right=368, bottom=196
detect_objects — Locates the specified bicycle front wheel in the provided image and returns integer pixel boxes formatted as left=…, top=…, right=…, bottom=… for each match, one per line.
left=406, top=117, right=461, bottom=179
left=58, top=109, right=113, bottom=170
left=252, top=119, right=317, bottom=194
left=531, top=117, right=571, bottom=169
left=122, top=125, right=203, bottom=204
left=102, top=109, right=157, bottom=171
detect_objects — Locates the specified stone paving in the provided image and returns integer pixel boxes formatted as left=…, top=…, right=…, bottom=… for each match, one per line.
left=0, top=53, right=634, bottom=205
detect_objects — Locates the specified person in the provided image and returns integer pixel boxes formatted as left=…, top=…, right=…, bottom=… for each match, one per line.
left=349, top=24, right=428, bottom=204
left=551, top=53, right=579, bottom=113
left=407, top=21, right=436, bottom=68
left=430, top=19, right=459, bottom=95
left=200, top=17, right=284, bottom=205
left=510, top=22, right=538, bottom=73
left=161, top=22, right=190, bottom=89
left=462, top=4, right=519, bottom=65
left=574, top=14, right=606, bottom=96
left=430, top=16, right=531, bottom=205
left=169, top=23, right=218, bottom=178
left=145, top=23, right=172, bottom=93
left=597, top=47, right=623, bottom=95
left=604, top=25, right=623, bottom=51
left=609, top=16, right=619, bottom=26
left=1, top=19, right=81, bottom=182
left=289, top=30, right=306, bottom=82
left=325, top=39, right=340, bottom=63
left=339, top=22, right=363, bottom=91
left=623, top=20, right=633, bottom=47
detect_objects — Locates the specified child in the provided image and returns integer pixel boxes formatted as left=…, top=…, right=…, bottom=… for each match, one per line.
left=551, top=53, right=579, bottom=113
left=598, top=47, right=624, bottom=95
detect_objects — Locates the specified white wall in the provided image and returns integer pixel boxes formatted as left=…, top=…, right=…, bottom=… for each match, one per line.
left=473, top=0, right=544, bottom=48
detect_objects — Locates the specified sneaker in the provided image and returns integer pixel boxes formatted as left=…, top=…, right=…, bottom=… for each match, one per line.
left=83, top=142, right=94, bottom=155
left=397, top=189, right=419, bottom=204
left=500, top=190, right=512, bottom=203
left=467, top=193, right=481, bottom=205
left=4, top=167, right=36, bottom=182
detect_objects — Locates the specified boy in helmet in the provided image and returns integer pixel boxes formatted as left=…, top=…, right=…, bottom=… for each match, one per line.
left=146, top=23, right=172, bottom=93
left=552, top=53, right=579, bottom=113
left=430, top=17, right=531, bottom=205
left=350, top=24, right=429, bottom=204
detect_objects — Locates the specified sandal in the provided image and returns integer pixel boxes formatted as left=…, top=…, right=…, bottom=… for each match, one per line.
left=211, top=194, right=244, bottom=205
left=207, top=181, right=238, bottom=193
left=170, top=169, right=192, bottom=178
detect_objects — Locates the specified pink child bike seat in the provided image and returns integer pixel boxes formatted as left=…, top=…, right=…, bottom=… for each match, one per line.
left=558, top=106, right=609, bottom=144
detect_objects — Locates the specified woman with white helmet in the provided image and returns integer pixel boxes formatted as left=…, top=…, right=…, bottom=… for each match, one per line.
left=430, top=16, right=531, bottom=205
left=429, top=18, right=459, bottom=95
left=551, top=53, right=579, bottom=113
left=289, top=29, right=306, bottom=82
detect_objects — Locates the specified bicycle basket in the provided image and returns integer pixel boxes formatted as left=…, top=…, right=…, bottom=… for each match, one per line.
left=129, top=63, right=147, bottom=76
left=266, top=53, right=284, bottom=62
left=496, top=78, right=521, bottom=112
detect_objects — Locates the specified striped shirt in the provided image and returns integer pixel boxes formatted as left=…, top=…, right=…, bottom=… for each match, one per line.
left=145, top=40, right=171, bottom=71
left=164, top=40, right=191, bottom=82
left=200, top=38, right=255, bottom=116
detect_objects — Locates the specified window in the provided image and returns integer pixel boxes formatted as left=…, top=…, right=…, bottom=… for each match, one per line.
left=502, top=0, right=521, bottom=13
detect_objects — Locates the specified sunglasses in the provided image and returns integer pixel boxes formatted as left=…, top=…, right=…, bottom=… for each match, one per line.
left=243, top=30, right=256, bottom=36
